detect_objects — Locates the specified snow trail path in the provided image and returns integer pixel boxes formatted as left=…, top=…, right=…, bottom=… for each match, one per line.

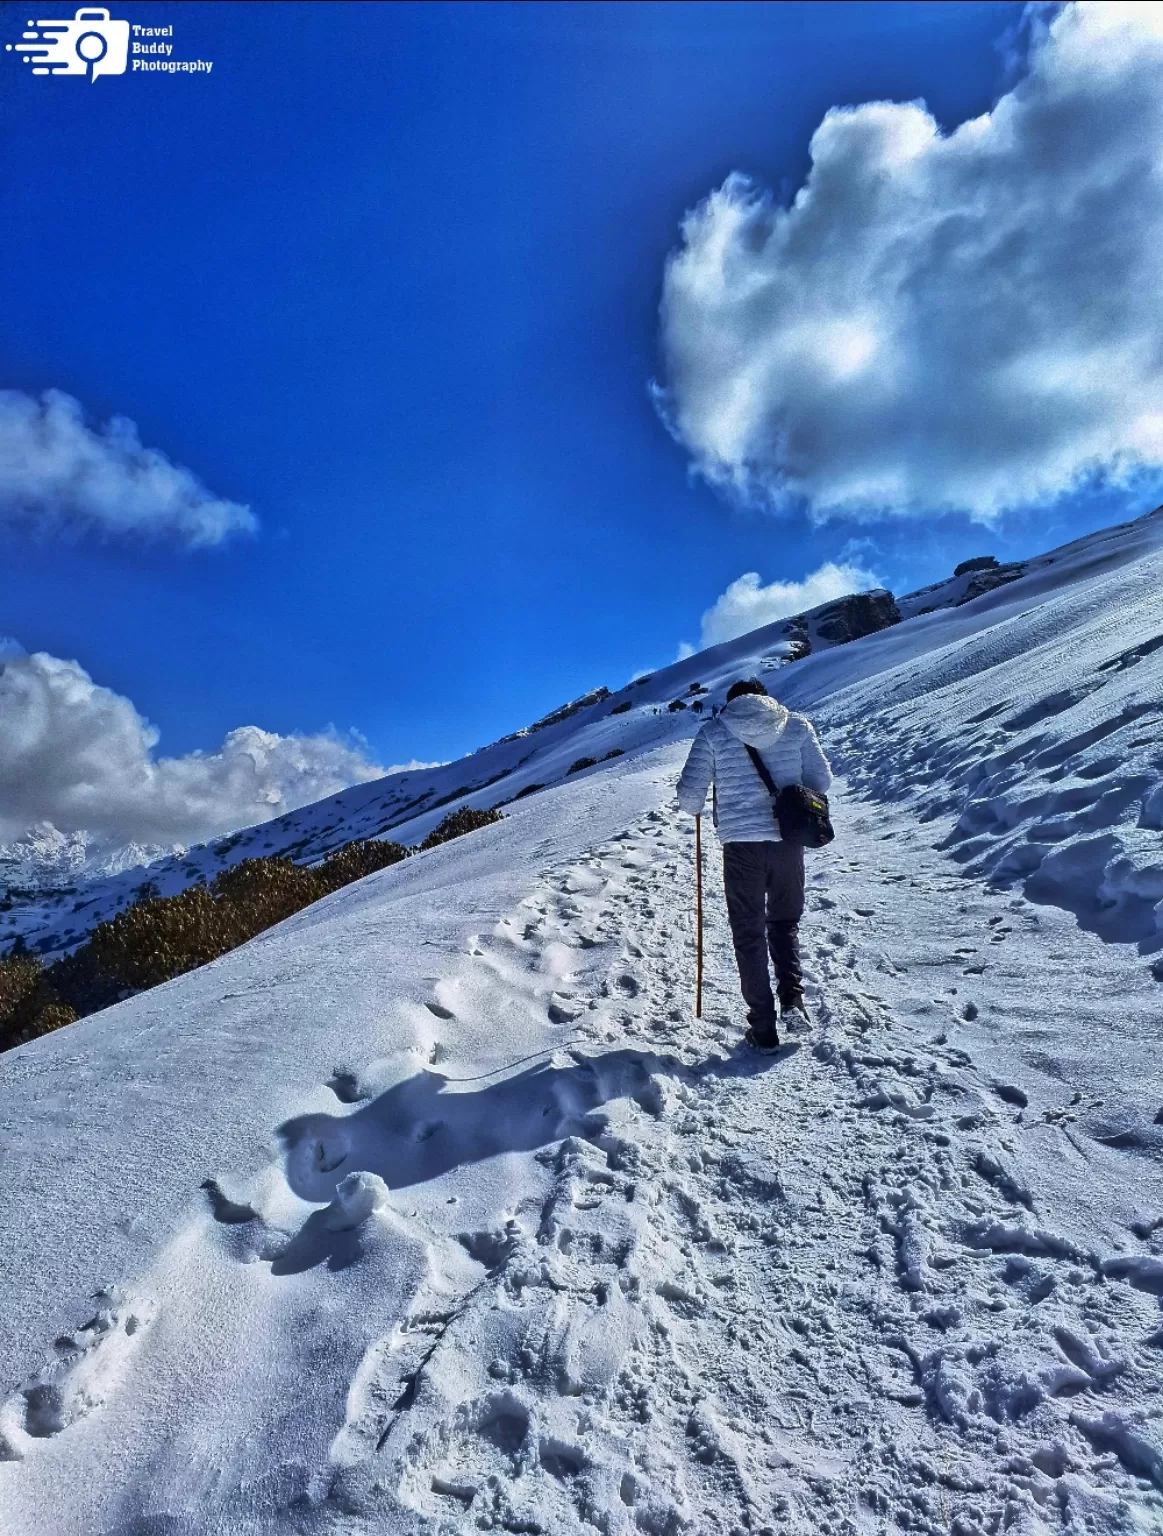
left=3, top=766, right=1162, bottom=1535
left=322, top=798, right=1163, bottom=1536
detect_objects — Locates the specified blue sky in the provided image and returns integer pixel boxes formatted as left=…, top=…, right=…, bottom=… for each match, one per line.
left=2, top=0, right=1161, bottom=844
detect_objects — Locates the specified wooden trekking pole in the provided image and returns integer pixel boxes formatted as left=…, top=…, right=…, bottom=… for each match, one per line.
left=695, top=813, right=704, bottom=1018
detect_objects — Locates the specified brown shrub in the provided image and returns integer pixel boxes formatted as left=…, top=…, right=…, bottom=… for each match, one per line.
left=316, top=839, right=408, bottom=894
left=210, top=857, right=320, bottom=942
left=86, top=884, right=238, bottom=992
left=0, top=953, right=78, bottom=1052
left=420, top=807, right=503, bottom=850
left=30, top=1001, right=80, bottom=1036
left=0, top=953, right=40, bottom=1019
left=1, top=825, right=467, bottom=1056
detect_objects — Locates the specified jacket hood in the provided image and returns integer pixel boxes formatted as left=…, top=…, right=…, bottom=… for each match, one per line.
left=720, top=693, right=790, bottom=747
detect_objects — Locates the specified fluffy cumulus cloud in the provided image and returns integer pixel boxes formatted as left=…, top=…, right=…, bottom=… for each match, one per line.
left=698, top=559, right=882, bottom=647
left=0, top=648, right=385, bottom=849
left=655, top=2, right=1163, bottom=522
left=0, top=389, right=255, bottom=545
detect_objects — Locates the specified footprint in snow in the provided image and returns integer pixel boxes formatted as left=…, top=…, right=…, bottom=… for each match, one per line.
left=548, top=998, right=584, bottom=1024
left=0, top=1288, right=155, bottom=1457
left=327, top=1068, right=368, bottom=1104
left=994, top=1083, right=1029, bottom=1108
left=202, top=1178, right=259, bottom=1225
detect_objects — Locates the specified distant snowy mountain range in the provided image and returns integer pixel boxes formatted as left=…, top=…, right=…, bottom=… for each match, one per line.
left=0, top=824, right=186, bottom=892
left=3, top=507, right=1162, bottom=969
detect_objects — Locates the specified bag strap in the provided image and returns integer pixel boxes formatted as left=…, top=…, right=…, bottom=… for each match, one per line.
left=744, top=743, right=780, bottom=800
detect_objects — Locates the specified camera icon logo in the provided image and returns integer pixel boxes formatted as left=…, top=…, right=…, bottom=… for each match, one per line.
left=11, top=7, right=129, bottom=80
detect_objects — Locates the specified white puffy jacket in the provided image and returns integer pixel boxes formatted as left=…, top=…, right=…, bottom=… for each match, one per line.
left=676, top=694, right=833, bottom=844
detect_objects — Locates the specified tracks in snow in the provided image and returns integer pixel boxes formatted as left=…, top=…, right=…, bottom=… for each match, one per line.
left=287, top=809, right=1163, bottom=1532
left=4, top=801, right=1162, bottom=1534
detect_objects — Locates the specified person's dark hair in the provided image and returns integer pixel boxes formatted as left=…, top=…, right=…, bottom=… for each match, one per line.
left=725, top=677, right=768, bottom=702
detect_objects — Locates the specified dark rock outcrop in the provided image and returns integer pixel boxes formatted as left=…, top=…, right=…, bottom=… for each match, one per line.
left=957, top=562, right=1026, bottom=605
left=774, top=589, right=902, bottom=662
left=499, top=686, right=611, bottom=741
left=809, top=589, right=902, bottom=646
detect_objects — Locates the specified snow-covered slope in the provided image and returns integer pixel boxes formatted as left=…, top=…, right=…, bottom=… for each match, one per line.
left=4, top=591, right=906, bottom=958
left=788, top=508, right=1163, bottom=958
left=2, top=505, right=1163, bottom=1535
left=6, top=506, right=1163, bottom=967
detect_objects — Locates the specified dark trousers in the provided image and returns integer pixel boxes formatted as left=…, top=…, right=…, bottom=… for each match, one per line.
left=722, top=840, right=805, bottom=1028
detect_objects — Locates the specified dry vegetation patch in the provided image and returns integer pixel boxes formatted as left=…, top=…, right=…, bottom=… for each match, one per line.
left=1, top=815, right=501, bottom=1053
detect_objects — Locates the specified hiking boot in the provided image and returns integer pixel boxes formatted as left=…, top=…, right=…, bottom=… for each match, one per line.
left=779, top=990, right=809, bottom=1034
left=743, top=1025, right=781, bottom=1054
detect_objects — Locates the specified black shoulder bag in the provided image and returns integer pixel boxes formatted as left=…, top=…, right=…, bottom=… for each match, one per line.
left=744, top=744, right=835, bottom=849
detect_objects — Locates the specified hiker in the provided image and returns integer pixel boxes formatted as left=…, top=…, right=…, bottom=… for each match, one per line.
left=676, top=678, right=833, bottom=1051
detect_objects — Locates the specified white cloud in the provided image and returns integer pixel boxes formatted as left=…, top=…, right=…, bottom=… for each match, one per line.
left=0, top=390, right=255, bottom=546
left=0, top=648, right=386, bottom=849
left=699, top=560, right=882, bottom=647
left=655, top=1, right=1163, bottom=522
